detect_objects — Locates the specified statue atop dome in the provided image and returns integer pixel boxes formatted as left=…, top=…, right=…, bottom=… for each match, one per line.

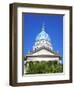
left=33, top=23, right=53, bottom=51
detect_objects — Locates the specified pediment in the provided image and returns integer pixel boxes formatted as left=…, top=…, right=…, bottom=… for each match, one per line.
left=29, top=48, right=56, bottom=56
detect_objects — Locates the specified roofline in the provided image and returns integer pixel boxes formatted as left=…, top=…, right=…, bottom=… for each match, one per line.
left=26, top=55, right=61, bottom=57
left=24, top=55, right=62, bottom=60
left=28, top=46, right=60, bottom=56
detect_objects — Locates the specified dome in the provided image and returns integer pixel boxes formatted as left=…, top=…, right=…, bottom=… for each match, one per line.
left=33, top=23, right=53, bottom=51
left=36, top=29, right=50, bottom=42
left=36, top=23, right=50, bottom=42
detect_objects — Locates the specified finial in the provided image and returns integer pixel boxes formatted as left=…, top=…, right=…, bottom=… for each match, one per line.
left=42, top=22, right=45, bottom=31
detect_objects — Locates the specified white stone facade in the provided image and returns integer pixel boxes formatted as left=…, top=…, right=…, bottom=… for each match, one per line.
left=26, top=48, right=61, bottom=62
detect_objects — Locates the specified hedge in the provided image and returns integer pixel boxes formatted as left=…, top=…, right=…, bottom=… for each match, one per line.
left=25, top=61, right=63, bottom=74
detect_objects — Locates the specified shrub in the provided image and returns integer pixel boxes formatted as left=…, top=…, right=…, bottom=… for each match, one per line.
left=25, top=61, right=63, bottom=74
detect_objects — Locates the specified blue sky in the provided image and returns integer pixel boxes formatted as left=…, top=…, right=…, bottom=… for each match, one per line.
left=23, top=13, right=63, bottom=57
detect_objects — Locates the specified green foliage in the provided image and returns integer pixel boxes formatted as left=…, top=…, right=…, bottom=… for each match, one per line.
left=25, top=61, right=63, bottom=74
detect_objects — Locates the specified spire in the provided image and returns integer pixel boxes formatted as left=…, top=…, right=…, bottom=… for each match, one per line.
left=42, top=22, right=45, bottom=31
